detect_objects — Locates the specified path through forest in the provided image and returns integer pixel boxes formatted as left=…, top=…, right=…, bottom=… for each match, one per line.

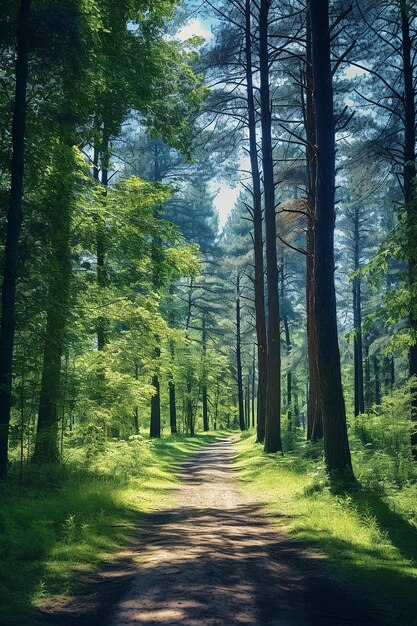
left=105, top=438, right=387, bottom=626
left=39, top=437, right=393, bottom=626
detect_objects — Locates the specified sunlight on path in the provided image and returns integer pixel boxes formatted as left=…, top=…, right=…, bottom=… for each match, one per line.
left=107, top=439, right=384, bottom=626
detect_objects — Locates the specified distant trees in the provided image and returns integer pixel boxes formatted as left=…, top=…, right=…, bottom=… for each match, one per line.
left=202, top=0, right=284, bottom=451
left=1, top=0, right=417, bottom=483
left=338, top=169, right=377, bottom=420
left=351, top=205, right=365, bottom=418
left=202, top=0, right=356, bottom=469
left=236, top=271, right=246, bottom=431
left=212, top=232, right=257, bottom=429
left=346, top=0, right=417, bottom=455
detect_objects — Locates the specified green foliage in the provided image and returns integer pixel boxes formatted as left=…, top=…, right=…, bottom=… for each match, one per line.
left=1, top=2, right=417, bottom=623
left=359, top=184, right=417, bottom=351
left=66, top=173, right=202, bottom=441
left=351, top=382, right=417, bottom=486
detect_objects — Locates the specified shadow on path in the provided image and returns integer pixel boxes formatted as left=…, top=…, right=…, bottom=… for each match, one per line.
left=37, top=439, right=394, bottom=626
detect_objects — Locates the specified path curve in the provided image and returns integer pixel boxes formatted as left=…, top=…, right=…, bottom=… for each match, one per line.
left=107, top=438, right=387, bottom=626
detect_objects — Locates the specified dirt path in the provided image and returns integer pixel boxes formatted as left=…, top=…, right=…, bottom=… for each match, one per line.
left=103, top=438, right=388, bottom=626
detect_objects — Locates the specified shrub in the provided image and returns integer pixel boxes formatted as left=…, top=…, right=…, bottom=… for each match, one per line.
left=351, top=382, right=417, bottom=486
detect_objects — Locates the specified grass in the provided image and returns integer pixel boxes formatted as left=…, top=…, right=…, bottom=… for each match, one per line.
left=0, top=430, right=228, bottom=626
left=235, top=431, right=417, bottom=625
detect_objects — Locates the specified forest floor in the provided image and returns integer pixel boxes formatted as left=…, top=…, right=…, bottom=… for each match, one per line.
left=1, top=433, right=225, bottom=626
left=36, top=437, right=401, bottom=626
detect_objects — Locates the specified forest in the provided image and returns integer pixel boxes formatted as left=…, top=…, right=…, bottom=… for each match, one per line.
left=1, top=1, right=417, bottom=625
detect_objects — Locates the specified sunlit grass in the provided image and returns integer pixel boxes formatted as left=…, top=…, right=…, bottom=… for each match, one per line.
left=0, top=430, right=229, bottom=626
left=235, top=432, right=417, bottom=625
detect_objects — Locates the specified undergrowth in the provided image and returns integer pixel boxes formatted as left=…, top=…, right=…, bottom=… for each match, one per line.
left=235, top=431, right=417, bottom=625
left=0, top=431, right=225, bottom=626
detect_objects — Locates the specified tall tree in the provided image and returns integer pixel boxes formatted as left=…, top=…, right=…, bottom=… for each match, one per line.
left=400, top=0, right=417, bottom=456
left=310, top=0, right=353, bottom=475
left=303, top=9, right=322, bottom=441
left=349, top=205, right=366, bottom=416
left=33, top=142, right=77, bottom=463
left=244, top=0, right=267, bottom=444
left=31, top=0, right=102, bottom=462
left=260, top=0, right=282, bottom=453
left=236, top=271, right=246, bottom=431
left=0, top=0, right=32, bottom=479
left=150, top=145, right=163, bottom=439
left=202, top=313, right=209, bottom=431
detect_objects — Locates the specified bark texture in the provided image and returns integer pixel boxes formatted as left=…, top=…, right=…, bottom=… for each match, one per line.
left=400, top=1, right=417, bottom=456
left=0, top=0, right=32, bottom=479
left=260, top=0, right=281, bottom=453
left=245, top=0, right=267, bottom=443
left=236, top=274, right=246, bottom=431
left=202, top=315, right=209, bottom=432
left=304, top=10, right=322, bottom=442
left=310, top=0, right=352, bottom=474
left=150, top=148, right=162, bottom=438
left=33, top=143, right=74, bottom=463
left=352, top=209, right=365, bottom=416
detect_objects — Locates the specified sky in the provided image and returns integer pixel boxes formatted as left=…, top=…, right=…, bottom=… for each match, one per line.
left=176, top=17, right=369, bottom=231
left=177, top=17, right=240, bottom=231
left=177, top=17, right=214, bottom=43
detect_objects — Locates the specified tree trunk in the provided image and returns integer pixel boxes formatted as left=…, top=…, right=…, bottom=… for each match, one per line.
left=373, top=356, right=381, bottom=405
left=364, top=333, right=373, bottom=410
left=0, top=0, right=32, bottom=480
left=293, top=374, right=300, bottom=427
left=310, top=0, right=353, bottom=475
left=186, top=377, right=194, bottom=435
left=251, top=344, right=256, bottom=428
left=168, top=341, right=177, bottom=434
left=202, top=314, right=209, bottom=431
left=150, top=367, right=161, bottom=438
left=236, top=274, right=246, bottom=431
left=304, top=10, right=323, bottom=442
left=60, top=350, right=69, bottom=460
left=169, top=381, right=177, bottom=434
left=260, top=0, right=281, bottom=453
left=390, top=356, right=395, bottom=392
left=92, top=138, right=109, bottom=439
left=400, top=1, right=417, bottom=457
left=134, top=362, right=140, bottom=434
left=33, top=143, right=74, bottom=464
left=245, top=0, right=267, bottom=443
left=383, top=356, right=391, bottom=394
left=19, top=352, right=26, bottom=485
left=280, top=257, right=291, bottom=426
left=353, top=208, right=365, bottom=416
left=306, top=221, right=322, bottom=440
left=214, top=379, right=220, bottom=431
left=150, top=148, right=162, bottom=438
left=284, top=315, right=292, bottom=429
left=94, top=135, right=109, bottom=351
left=246, top=373, right=251, bottom=429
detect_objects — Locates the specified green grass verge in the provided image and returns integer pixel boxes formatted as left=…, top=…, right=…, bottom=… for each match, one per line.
left=0, top=431, right=228, bottom=626
left=235, top=432, right=417, bottom=625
